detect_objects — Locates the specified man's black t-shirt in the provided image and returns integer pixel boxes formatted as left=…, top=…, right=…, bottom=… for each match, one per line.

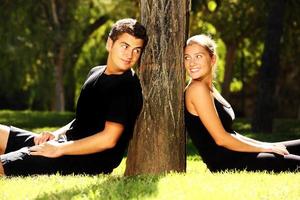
left=66, top=65, right=143, bottom=172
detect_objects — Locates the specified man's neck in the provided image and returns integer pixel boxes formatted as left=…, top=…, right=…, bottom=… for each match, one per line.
left=104, top=65, right=125, bottom=75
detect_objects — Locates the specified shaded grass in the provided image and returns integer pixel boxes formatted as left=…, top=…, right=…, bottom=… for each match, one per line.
left=1, top=110, right=300, bottom=200
left=0, top=110, right=74, bottom=130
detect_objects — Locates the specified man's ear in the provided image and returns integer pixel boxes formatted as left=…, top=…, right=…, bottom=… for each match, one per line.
left=106, top=37, right=113, bottom=51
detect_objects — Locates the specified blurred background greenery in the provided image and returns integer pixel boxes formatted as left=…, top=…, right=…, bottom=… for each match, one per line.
left=0, top=0, right=299, bottom=121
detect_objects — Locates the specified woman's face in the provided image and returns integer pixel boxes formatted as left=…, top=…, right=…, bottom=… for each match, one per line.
left=184, top=43, right=215, bottom=80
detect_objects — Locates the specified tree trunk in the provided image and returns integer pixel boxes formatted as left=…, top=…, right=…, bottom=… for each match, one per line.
left=53, top=46, right=65, bottom=111
left=50, top=0, right=66, bottom=111
left=221, top=43, right=237, bottom=100
left=125, top=0, right=190, bottom=175
left=252, top=0, right=286, bottom=133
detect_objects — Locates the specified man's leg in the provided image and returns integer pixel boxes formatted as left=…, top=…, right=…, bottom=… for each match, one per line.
left=0, top=124, right=10, bottom=155
left=0, top=126, right=37, bottom=176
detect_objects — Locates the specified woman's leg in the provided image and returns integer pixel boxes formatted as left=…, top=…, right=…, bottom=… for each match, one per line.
left=212, top=149, right=300, bottom=173
left=237, top=152, right=300, bottom=172
left=276, top=139, right=300, bottom=155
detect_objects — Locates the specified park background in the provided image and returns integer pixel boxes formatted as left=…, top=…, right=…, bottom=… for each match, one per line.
left=1, top=0, right=300, bottom=199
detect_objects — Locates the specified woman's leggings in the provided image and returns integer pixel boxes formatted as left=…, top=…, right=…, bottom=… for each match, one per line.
left=212, top=139, right=300, bottom=173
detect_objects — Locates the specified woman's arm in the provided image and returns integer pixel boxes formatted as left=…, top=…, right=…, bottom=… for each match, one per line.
left=232, top=132, right=287, bottom=152
left=231, top=132, right=265, bottom=145
left=187, top=82, right=288, bottom=155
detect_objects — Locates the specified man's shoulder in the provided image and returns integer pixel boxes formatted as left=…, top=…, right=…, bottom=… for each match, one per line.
left=88, top=65, right=106, bottom=76
left=128, top=68, right=140, bottom=82
left=119, top=69, right=140, bottom=86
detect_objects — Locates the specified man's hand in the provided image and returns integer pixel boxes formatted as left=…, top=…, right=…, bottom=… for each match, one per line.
left=34, top=131, right=55, bottom=145
left=30, top=141, right=63, bottom=158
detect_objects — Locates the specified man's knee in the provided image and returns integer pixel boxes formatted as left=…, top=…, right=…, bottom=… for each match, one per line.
left=0, top=124, right=10, bottom=154
left=0, top=163, right=5, bottom=176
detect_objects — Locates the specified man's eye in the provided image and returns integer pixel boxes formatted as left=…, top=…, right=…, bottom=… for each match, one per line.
left=134, top=49, right=141, bottom=54
left=121, top=45, right=128, bottom=49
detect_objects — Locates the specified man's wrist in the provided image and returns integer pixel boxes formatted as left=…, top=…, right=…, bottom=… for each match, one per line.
left=56, top=141, right=73, bottom=156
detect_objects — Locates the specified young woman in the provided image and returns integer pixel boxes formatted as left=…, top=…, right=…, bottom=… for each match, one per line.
left=184, top=34, right=300, bottom=172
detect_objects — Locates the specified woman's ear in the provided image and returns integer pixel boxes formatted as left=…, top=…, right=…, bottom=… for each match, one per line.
left=211, top=55, right=217, bottom=66
left=106, top=37, right=113, bottom=51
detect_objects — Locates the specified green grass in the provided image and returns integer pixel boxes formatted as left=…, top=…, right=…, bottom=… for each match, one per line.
left=1, top=111, right=300, bottom=200
left=0, top=110, right=74, bottom=131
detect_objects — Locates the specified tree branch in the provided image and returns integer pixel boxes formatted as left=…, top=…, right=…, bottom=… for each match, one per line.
left=69, top=14, right=109, bottom=66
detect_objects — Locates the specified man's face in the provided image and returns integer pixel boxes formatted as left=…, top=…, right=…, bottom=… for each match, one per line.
left=106, top=33, right=144, bottom=74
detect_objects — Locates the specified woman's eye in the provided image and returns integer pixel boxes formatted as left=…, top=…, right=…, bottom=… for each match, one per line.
left=184, top=56, right=190, bottom=60
left=196, top=55, right=202, bottom=59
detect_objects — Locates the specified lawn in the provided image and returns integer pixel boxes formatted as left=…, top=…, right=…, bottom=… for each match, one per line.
left=0, top=110, right=300, bottom=200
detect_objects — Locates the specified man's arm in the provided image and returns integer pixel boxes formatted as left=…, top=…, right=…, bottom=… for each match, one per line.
left=30, top=121, right=123, bottom=158
left=34, top=119, right=75, bottom=145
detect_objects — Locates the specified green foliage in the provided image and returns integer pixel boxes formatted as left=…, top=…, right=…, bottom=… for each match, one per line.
left=190, top=0, right=267, bottom=93
left=0, top=0, right=139, bottom=111
left=1, top=0, right=299, bottom=118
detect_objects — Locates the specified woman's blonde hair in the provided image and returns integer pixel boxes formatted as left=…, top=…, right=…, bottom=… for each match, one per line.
left=186, top=34, right=218, bottom=78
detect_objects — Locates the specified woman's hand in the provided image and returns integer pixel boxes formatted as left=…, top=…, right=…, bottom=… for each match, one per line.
left=30, top=141, right=63, bottom=158
left=262, top=143, right=289, bottom=156
left=34, top=131, right=55, bottom=145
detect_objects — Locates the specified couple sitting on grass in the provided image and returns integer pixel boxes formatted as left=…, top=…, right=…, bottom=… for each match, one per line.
left=1, top=18, right=300, bottom=176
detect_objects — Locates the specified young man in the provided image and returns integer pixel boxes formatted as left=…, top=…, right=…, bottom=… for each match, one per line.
left=0, top=18, right=148, bottom=176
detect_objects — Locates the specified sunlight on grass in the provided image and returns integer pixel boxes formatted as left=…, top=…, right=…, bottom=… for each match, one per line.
left=1, top=159, right=300, bottom=200
left=1, top=111, right=300, bottom=200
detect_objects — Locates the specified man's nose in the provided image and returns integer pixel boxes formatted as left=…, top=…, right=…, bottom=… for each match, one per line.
left=124, top=50, right=133, bottom=59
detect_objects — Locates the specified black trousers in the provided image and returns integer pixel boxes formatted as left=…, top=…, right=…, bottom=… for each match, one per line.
left=208, top=139, right=300, bottom=173
left=2, top=126, right=112, bottom=176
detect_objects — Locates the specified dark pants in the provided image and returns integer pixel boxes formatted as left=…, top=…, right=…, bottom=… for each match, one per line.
left=2, top=126, right=112, bottom=176
left=208, top=139, right=300, bottom=173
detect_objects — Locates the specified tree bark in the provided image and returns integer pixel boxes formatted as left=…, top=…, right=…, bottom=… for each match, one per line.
left=125, top=0, right=190, bottom=175
left=252, top=0, right=286, bottom=133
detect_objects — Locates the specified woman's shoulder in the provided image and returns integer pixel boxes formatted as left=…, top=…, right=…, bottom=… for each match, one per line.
left=186, top=81, right=211, bottom=98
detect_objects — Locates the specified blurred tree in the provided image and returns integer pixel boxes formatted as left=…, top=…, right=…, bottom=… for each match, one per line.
left=275, top=0, right=300, bottom=119
left=252, top=0, right=286, bottom=133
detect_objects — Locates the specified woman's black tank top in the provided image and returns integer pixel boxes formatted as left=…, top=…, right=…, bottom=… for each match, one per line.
left=185, top=97, right=237, bottom=168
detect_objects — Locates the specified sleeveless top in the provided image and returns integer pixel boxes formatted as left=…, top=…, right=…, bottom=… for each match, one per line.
left=185, top=96, right=238, bottom=169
